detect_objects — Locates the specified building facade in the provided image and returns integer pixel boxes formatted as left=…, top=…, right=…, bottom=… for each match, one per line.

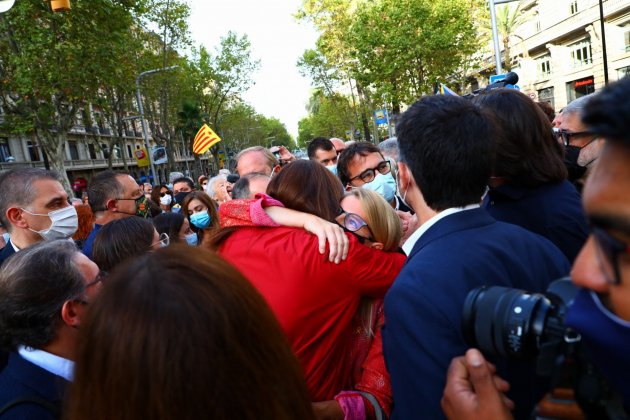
left=470, top=0, right=630, bottom=110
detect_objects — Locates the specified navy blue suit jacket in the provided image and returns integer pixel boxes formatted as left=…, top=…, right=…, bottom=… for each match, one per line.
left=383, top=208, right=570, bottom=420
left=484, top=180, right=588, bottom=263
left=0, top=240, right=16, bottom=268
left=0, top=353, right=67, bottom=419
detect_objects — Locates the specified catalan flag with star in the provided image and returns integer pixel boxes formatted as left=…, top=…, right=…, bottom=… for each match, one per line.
left=192, top=124, right=221, bottom=155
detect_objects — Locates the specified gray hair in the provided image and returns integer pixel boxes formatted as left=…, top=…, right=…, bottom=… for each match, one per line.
left=0, top=168, right=61, bottom=232
left=205, top=174, right=227, bottom=199
left=168, top=172, right=185, bottom=184
left=87, top=170, right=126, bottom=213
left=235, top=146, right=278, bottom=170
left=231, top=172, right=269, bottom=199
left=378, top=138, right=399, bottom=161
left=0, top=240, right=86, bottom=351
left=562, top=94, right=594, bottom=118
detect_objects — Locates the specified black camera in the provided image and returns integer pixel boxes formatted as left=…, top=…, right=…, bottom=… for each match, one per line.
left=463, top=279, right=626, bottom=418
left=462, top=278, right=580, bottom=375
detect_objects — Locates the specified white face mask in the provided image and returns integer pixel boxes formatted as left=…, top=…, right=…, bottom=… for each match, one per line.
left=160, top=194, right=172, bottom=206
left=22, top=205, right=78, bottom=240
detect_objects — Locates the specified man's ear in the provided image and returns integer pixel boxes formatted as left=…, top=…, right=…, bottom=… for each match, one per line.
left=397, top=162, right=411, bottom=188
left=61, top=300, right=83, bottom=328
left=105, top=198, right=117, bottom=212
left=6, top=207, right=27, bottom=229
left=272, top=164, right=281, bottom=174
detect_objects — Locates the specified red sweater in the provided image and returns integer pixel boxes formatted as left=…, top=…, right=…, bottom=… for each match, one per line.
left=219, top=226, right=405, bottom=401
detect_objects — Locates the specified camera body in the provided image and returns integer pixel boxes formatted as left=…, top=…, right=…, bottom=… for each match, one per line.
left=463, top=278, right=625, bottom=418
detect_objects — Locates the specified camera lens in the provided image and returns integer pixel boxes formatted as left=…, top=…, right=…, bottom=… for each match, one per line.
left=463, top=286, right=552, bottom=359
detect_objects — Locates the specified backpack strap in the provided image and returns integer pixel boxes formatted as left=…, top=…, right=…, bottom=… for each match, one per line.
left=0, top=396, right=60, bottom=417
left=357, top=391, right=385, bottom=420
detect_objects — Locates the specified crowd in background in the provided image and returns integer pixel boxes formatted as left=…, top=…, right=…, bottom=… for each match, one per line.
left=0, top=77, right=628, bottom=419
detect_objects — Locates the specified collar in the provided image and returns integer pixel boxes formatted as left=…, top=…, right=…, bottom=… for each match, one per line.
left=488, top=183, right=530, bottom=201
left=10, top=239, right=20, bottom=253
left=18, top=346, right=75, bottom=382
left=402, top=204, right=480, bottom=255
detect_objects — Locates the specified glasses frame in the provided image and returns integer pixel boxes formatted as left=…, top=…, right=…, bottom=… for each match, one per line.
left=337, top=209, right=375, bottom=242
left=85, top=270, right=108, bottom=289
left=348, top=159, right=391, bottom=187
left=592, top=226, right=630, bottom=286
left=557, top=129, right=594, bottom=147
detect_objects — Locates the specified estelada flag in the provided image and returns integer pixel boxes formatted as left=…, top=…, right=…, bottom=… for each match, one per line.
left=192, top=124, right=221, bottom=155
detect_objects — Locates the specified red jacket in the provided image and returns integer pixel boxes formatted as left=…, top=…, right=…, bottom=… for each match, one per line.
left=219, top=226, right=405, bottom=401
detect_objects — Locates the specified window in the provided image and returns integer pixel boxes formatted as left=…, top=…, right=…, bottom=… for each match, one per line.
left=618, top=65, right=630, bottom=79
left=623, top=23, right=630, bottom=53
left=68, top=140, right=79, bottom=160
left=27, top=141, right=41, bottom=161
left=570, top=1, right=578, bottom=15
left=101, top=143, right=110, bottom=159
left=570, top=40, right=592, bottom=68
left=566, top=77, right=595, bottom=102
left=538, top=87, right=555, bottom=109
left=127, top=144, right=133, bottom=159
left=0, top=138, right=11, bottom=162
left=88, top=143, right=97, bottom=160
left=536, top=55, right=552, bottom=78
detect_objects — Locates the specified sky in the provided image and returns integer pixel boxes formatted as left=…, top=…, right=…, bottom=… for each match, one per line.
left=188, top=0, right=320, bottom=141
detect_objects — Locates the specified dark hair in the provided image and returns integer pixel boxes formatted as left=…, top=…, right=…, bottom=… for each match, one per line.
left=337, top=141, right=384, bottom=186
left=150, top=184, right=169, bottom=205
left=172, top=177, right=194, bottom=190
left=231, top=172, right=269, bottom=199
left=267, top=159, right=344, bottom=222
left=307, top=137, right=335, bottom=159
left=473, top=89, right=566, bottom=187
left=153, top=212, right=186, bottom=243
left=87, top=170, right=126, bottom=213
left=0, top=168, right=61, bottom=230
left=582, top=76, right=630, bottom=146
left=397, top=95, right=495, bottom=211
left=536, top=101, right=556, bottom=123
left=92, top=217, right=155, bottom=271
left=0, top=240, right=84, bottom=351
left=180, top=191, right=220, bottom=242
left=68, top=246, right=314, bottom=420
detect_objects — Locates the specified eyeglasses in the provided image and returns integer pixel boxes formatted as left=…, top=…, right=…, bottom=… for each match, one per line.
left=556, top=129, right=594, bottom=146
left=337, top=209, right=375, bottom=241
left=592, top=227, right=630, bottom=285
left=160, top=191, right=172, bottom=197
left=152, top=232, right=170, bottom=248
left=348, top=160, right=391, bottom=186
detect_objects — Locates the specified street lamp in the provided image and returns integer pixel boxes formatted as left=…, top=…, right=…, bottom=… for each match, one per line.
left=135, top=65, right=178, bottom=184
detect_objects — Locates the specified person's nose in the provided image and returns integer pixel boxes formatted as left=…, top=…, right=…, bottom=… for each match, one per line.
left=571, top=236, right=611, bottom=293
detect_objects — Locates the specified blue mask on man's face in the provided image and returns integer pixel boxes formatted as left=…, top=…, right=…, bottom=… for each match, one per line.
left=362, top=172, right=397, bottom=203
left=325, top=164, right=338, bottom=177
left=565, top=288, right=630, bottom=406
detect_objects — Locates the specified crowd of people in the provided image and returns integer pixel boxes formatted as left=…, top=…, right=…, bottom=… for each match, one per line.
left=0, top=76, right=628, bottom=419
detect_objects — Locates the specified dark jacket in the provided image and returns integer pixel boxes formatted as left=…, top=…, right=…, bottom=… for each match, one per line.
left=0, top=240, right=16, bottom=268
left=484, top=180, right=588, bottom=263
left=0, top=353, right=67, bottom=419
left=383, top=208, right=570, bottom=420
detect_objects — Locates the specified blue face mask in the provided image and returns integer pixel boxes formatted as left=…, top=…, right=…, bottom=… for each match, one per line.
left=565, top=288, right=630, bottom=405
left=362, top=172, right=397, bottom=203
left=2, top=232, right=9, bottom=244
left=184, top=232, right=198, bottom=246
left=190, top=210, right=211, bottom=229
left=325, top=164, right=338, bottom=177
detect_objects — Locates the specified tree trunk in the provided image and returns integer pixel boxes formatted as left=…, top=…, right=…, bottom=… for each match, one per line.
left=356, top=82, right=371, bottom=142
left=38, top=131, right=72, bottom=196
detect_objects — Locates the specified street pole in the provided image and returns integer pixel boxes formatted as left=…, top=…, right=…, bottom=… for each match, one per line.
left=135, top=65, right=178, bottom=184
left=489, top=0, right=503, bottom=75
left=598, top=0, right=609, bottom=85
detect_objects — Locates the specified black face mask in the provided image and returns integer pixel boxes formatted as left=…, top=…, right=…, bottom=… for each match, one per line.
left=564, top=145, right=587, bottom=182
left=174, top=191, right=190, bottom=205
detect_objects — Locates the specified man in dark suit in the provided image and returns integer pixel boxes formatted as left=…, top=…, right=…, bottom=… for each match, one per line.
left=0, top=240, right=101, bottom=418
left=0, top=169, right=77, bottom=268
left=382, top=95, right=571, bottom=420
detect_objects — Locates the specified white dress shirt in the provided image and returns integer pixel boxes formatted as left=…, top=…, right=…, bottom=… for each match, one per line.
left=18, top=346, right=74, bottom=381
left=402, top=204, right=480, bottom=256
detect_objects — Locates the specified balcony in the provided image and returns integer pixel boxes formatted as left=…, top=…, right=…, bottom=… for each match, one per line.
left=0, top=157, right=140, bottom=172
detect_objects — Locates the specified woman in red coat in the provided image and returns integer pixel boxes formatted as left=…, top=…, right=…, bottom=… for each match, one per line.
left=207, top=160, right=405, bottom=403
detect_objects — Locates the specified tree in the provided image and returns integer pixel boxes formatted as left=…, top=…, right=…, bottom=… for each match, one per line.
left=495, top=1, right=530, bottom=71
left=0, top=0, right=139, bottom=193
